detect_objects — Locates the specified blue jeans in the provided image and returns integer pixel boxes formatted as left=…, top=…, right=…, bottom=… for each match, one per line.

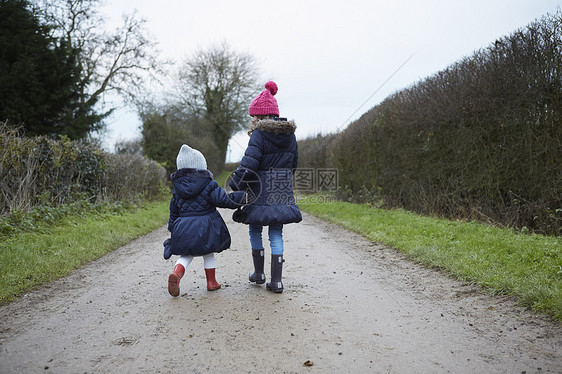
left=249, top=224, right=284, bottom=255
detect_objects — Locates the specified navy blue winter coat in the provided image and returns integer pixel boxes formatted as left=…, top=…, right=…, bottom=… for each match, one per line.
left=229, top=118, right=302, bottom=225
left=168, top=168, right=245, bottom=256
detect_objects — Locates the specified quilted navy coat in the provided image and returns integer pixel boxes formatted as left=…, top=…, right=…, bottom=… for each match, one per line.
left=168, top=168, right=245, bottom=256
left=229, top=118, right=302, bottom=225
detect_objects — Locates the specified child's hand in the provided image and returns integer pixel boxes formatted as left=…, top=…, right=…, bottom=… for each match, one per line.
left=232, top=207, right=246, bottom=222
left=228, top=191, right=247, bottom=207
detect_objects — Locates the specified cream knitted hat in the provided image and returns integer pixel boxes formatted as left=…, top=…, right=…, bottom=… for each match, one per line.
left=176, top=144, right=207, bottom=170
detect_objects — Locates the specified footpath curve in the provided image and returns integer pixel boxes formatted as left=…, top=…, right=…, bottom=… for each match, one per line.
left=1, top=211, right=561, bottom=373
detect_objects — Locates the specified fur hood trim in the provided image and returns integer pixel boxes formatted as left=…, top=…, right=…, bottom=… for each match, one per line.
left=249, top=119, right=296, bottom=135
left=171, top=168, right=213, bottom=180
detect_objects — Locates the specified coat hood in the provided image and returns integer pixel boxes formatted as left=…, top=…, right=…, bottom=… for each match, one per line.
left=249, top=118, right=296, bottom=135
left=171, top=168, right=213, bottom=199
left=249, top=118, right=297, bottom=148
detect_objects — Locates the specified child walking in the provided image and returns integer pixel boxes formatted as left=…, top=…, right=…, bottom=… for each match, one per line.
left=230, top=81, right=302, bottom=293
left=164, top=144, right=245, bottom=297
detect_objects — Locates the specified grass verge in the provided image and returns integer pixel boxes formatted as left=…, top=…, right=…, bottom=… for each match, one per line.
left=298, top=196, right=562, bottom=321
left=0, top=199, right=169, bottom=304
left=215, top=170, right=232, bottom=190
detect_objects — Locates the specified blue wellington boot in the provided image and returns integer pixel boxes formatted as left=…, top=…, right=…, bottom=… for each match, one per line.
left=249, top=249, right=266, bottom=284
left=266, top=254, right=284, bottom=293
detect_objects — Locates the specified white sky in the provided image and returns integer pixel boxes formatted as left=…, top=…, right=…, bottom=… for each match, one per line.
left=100, top=0, right=561, bottom=162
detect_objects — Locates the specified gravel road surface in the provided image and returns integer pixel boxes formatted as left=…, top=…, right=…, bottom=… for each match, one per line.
left=1, top=211, right=561, bottom=373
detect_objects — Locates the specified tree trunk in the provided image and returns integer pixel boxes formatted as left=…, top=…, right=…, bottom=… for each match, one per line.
left=210, top=122, right=231, bottom=173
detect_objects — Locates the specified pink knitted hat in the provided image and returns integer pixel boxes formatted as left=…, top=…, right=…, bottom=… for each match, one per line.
left=248, top=81, right=280, bottom=116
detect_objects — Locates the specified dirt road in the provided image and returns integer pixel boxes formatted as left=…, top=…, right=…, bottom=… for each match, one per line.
left=1, top=211, right=561, bottom=373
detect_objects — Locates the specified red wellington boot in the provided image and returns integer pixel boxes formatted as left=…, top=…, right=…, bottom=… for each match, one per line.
left=205, top=268, right=221, bottom=291
left=168, top=264, right=185, bottom=297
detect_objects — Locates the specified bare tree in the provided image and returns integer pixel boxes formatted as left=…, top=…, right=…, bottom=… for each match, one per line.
left=33, top=0, right=166, bottom=124
left=175, top=42, right=260, bottom=166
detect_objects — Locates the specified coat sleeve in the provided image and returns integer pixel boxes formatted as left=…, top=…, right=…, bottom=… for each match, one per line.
left=292, top=135, right=299, bottom=170
left=168, top=195, right=179, bottom=232
left=229, top=132, right=263, bottom=191
left=207, top=181, right=247, bottom=209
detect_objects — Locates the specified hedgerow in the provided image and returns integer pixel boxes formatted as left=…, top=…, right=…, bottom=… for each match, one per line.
left=298, top=11, right=562, bottom=235
left=0, top=123, right=167, bottom=235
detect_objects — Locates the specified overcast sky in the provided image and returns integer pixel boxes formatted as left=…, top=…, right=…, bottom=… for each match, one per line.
left=100, top=0, right=560, bottom=162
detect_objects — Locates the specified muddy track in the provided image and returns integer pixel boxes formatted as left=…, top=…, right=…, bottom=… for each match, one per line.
left=0, top=211, right=561, bottom=373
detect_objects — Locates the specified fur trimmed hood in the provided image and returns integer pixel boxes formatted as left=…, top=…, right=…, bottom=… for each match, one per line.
left=171, top=168, right=213, bottom=180
left=248, top=118, right=296, bottom=135
left=170, top=168, right=213, bottom=199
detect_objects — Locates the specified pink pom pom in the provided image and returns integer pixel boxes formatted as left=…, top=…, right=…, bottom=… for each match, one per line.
left=265, top=81, right=278, bottom=96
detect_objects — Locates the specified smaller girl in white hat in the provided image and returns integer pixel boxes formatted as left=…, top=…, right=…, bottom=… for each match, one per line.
left=164, top=144, right=245, bottom=297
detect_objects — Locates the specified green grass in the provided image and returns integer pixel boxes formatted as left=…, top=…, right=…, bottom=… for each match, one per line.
left=298, top=196, right=562, bottom=321
left=0, top=199, right=169, bottom=304
left=0, top=170, right=231, bottom=304
left=215, top=170, right=232, bottom=190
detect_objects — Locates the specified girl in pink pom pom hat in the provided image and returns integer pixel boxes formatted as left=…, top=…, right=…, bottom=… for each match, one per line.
left=230, top=81, right=302, bottom=293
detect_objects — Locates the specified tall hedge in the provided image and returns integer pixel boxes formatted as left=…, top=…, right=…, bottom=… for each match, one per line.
left=299, top=11, right=562, bottom=235
left=297, top=133, right=336, bottom=171
left=0, top=124, right=167, bottom=215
